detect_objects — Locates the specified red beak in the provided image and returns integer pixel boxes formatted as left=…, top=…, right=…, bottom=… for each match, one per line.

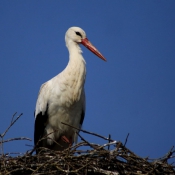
left=81, top=38, right=106, bottom=61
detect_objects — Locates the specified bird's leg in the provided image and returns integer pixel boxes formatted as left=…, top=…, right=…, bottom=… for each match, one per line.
left=61, top=136, right=73, bottom=146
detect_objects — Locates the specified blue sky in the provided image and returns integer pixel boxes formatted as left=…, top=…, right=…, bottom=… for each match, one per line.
left=0, top=1, right=175, bottom=161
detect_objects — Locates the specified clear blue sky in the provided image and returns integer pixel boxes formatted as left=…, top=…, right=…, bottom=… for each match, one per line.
left=0, top=1, right=175, bottom=161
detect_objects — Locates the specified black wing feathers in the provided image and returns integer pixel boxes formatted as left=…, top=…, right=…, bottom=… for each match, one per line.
left=80, top=109, right=85, bottom=126
left=34, top=104, right=48, bottom=147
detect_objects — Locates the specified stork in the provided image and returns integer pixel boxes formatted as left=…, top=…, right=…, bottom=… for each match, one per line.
left=34, top=27, right=106, bottom=153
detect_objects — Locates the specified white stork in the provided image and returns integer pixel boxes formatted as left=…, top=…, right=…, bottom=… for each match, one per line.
left=34, top=27, right=106, bottom=152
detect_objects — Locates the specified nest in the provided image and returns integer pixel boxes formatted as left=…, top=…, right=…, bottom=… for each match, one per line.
left=0, top=113, right=175, bottom=175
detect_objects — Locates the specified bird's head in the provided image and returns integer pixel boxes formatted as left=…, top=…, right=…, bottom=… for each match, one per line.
left=65, top=27, right=106, bottom=61
left=65, top=27, right=86, bottom=43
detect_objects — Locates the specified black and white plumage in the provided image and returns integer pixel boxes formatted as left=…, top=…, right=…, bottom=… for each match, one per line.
left=34, top=27, right=106, bottom=152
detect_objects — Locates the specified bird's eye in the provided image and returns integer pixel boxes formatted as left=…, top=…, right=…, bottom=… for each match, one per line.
left=75, top=31, right=82, bottom=38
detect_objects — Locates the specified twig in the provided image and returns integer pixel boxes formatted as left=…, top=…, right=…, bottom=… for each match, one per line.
left=108, top=134, right=111, bottom=150
left=0, top=137, right=32, bottom=144
left=11, top=112, right=17, bottom=124
left=0, top=113, right=23, bottom=159
left=1, top=113, right=23, bottom=138
left=162, top=146, right=175, bottom=163
left=76, top=132, right=97, bottom=150
left=61, top=122, right=114, bottom=142
left=99, top=140, right=118, bottom=150
left=124, top=133, right=130, bottom=147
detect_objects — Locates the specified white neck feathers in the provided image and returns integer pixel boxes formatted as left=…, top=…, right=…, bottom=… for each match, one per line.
left=61, top=42, right=86, bottom=103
